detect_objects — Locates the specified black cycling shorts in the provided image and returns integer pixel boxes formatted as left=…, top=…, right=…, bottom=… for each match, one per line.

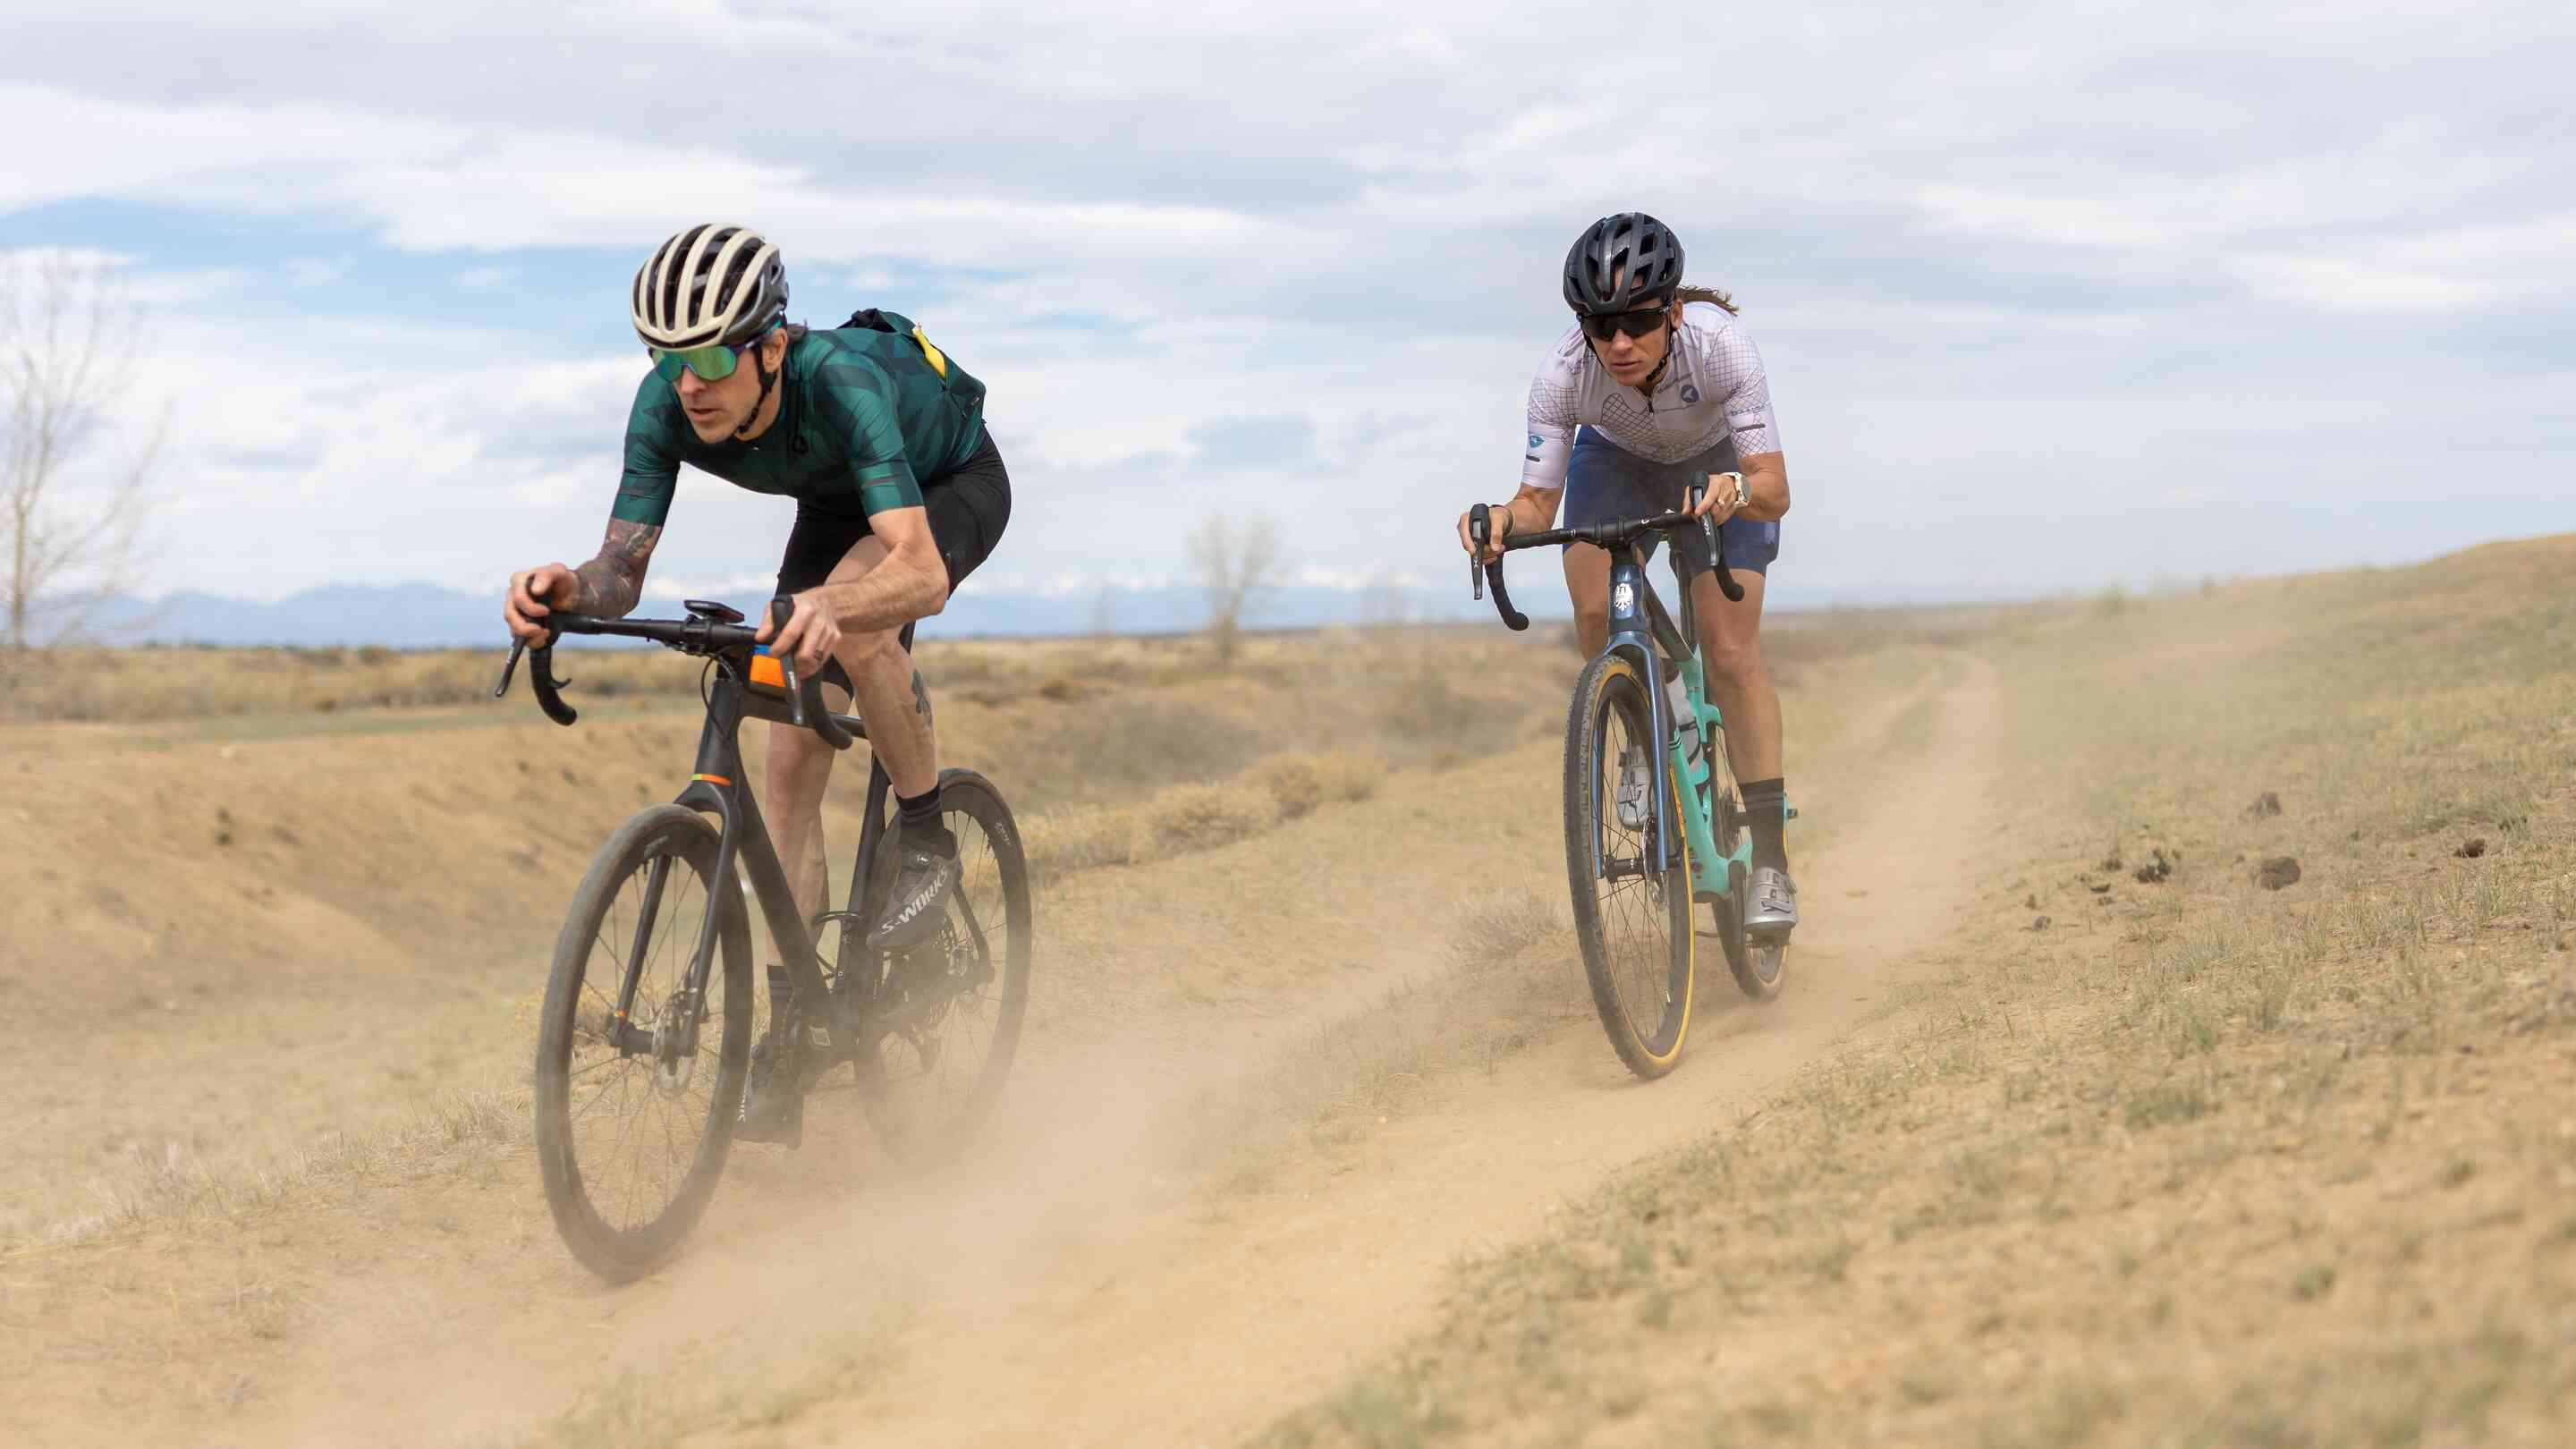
left=774, top=429, right=1012, bottom=598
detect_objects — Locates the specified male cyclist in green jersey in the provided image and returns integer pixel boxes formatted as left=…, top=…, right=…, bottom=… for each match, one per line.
left=504, top=223, right=1011, bottom=1051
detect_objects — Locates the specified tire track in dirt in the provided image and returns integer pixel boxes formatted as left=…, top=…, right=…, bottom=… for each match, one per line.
left=767, top=655, right=2001, bottom=1446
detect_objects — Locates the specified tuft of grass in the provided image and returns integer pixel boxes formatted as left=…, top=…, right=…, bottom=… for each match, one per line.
left=2123, top=1077, right=2216, bottom=1131
left=2292, top=1263, right=2338, bottom=1301
left=14, top=1084, right=528, bottom=1252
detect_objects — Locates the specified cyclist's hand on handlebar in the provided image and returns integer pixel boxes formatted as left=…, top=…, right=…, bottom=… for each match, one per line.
left=1457, top=504, right=1512, bottom=564
left=757, top=589, right=842, bottom=674
left=505, top=564, right=575, bottom=641
left=1690, top=472, right=1744, bottom=526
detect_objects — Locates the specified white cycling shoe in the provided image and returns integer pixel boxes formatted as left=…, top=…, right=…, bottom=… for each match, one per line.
left=1747, top=867, right=1800, bottom=936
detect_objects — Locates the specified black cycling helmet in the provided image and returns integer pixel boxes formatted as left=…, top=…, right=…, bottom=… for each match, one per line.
left=1562, top=213, right=1684, bottom=315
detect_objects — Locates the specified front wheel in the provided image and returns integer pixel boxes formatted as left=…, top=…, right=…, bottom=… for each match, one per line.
left=533, top=805, right=754, bottom=1281
left=857, top=768, right=1033, bottom=1158
left=1564, top=654, right=1697, bottom=1080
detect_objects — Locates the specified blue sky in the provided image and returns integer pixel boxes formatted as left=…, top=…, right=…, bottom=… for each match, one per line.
left=5, top=1, right=2570, bottom=611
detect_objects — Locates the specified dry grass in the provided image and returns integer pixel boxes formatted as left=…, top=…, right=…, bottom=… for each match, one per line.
left=11, top=1085, right=526, bottom=1255
left=1261, top=536, right=2576, bottom=1447
left=492, top=1300, right=911, bottom=1449
left=0, top=641, right=694, bottom=722
left=1019, top=750, right=1382, bottom=878
left=0, top=624, right=1544, bottom=725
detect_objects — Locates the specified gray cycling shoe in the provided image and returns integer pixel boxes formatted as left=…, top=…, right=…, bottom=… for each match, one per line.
left=869, top=831, right=961, bottom=950
left=1614, top=746, right=1652, bottom=832
left=1746, top=867, right=1800, bottom=936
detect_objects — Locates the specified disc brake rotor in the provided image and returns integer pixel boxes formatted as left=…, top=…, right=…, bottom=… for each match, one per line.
left=648, top=989, right=699, bottom=1095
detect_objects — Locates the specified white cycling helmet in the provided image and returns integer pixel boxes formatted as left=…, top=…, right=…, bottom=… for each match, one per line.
left=631, top=224, right=788, bottom=350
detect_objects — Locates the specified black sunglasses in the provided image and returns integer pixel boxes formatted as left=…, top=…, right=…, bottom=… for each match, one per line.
left=1578, top=304, right=1673, bottom=343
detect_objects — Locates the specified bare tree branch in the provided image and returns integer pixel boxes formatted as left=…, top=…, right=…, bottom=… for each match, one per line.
left=1189, top=513, right=1273, bottom=665
left=1, top=252, right=158, bottom=656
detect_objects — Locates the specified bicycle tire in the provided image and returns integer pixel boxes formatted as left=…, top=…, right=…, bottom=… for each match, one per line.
left=858, top=768, right=1034, bottom=1158
left=1563, top=654, right=1697, bottom=1079
left=534, top=805, right=754, bottom=1281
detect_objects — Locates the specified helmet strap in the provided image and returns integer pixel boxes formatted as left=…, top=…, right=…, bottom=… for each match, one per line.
left=1635, top=299, right=1680, bottom=395
left=733, top=333, right=781, bottom=441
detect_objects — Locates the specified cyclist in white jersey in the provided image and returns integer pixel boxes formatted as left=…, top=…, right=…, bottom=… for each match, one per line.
left=1456, top=213, right=1799, bottom=932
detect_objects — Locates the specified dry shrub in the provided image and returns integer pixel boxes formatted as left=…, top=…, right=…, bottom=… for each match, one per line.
left=1148, top=783, right=1280, bottom=852
left=1021, top=808, right=1154, bottom=877
left=1249, top=750, right=1382, bottom=818
left=1451, top=892, right=1564, bottom=971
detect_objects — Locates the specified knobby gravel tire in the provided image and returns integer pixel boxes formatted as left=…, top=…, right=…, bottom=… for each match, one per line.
left=534, top=805, right=754, bottom=1282
left=1563, top=654, right=1698, bottom=1080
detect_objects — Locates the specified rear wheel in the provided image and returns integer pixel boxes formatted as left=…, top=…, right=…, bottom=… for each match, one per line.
left=855, top=769, right=1033, bottom=1158
left=533, top=806, right=753, bottom=1281
left=1701, top=734, right=1784, bottom=1001
left=1564, top=654, right=1697, bottom=1080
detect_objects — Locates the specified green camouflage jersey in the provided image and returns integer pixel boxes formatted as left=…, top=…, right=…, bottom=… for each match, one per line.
left=613, top=311, right=987, bottom=527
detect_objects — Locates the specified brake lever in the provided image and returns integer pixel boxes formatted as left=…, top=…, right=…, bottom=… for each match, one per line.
left=768, top=597, right=813, bottom=732
left=494, top=637, right=527, bottom=699
left=1468, top=503, right=1492, bottom=600
left=1685, top=481, right=1746, bottom=604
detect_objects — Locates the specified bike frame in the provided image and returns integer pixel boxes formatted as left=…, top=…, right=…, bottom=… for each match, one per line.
left=1599, top=546, right=1751, bottom=904
left=663, top=661, right=896, bottom=1053
left=500, top=609, right=913, bottom=1069
left=1468, top=494, right=1753, bottom=906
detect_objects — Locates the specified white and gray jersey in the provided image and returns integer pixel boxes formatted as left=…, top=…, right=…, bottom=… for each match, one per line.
left=1521, top=301, right=1783, bottom=490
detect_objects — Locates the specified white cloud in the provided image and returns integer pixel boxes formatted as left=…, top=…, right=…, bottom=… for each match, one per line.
left=5, top=0, right=2571, bottom=614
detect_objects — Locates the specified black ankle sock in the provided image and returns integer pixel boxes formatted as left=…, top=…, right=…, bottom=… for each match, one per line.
left=1740, top=776, right=1789, bottom=875
left=895, top=787, right=953, bottom=848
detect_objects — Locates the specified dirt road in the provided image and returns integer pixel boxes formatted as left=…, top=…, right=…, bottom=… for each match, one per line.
left=4, top=653, right=1996, bottom=1448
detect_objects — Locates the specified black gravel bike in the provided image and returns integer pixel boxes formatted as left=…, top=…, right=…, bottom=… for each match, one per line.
left=1469, top=483, right=1786, bottom=1080
left=496, top=598, right=1031, bottom=1281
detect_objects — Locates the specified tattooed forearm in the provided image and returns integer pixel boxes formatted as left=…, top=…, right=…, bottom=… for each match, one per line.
left=570, top=520, right=659, bottom=618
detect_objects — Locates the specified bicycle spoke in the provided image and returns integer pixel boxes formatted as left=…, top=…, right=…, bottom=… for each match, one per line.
left=1576, top=675, right=1684, bottom=1060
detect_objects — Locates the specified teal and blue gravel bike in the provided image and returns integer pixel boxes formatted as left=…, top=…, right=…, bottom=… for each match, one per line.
left=1470, top=483, right=1786, bottom=1079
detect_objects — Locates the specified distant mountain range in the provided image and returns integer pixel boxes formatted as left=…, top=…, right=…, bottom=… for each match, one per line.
left=92, top=580, right=1504, bottom=648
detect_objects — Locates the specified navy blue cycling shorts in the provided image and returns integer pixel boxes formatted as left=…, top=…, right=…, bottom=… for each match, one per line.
left=1561, top=426, right=1780, bottom=580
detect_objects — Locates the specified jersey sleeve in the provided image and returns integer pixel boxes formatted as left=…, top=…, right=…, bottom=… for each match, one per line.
left=809, top=355, right=925, bottom=516
left=613, top=370, right=682, bottom=527
left=1704, top=320, right=1783, bottom=457
left=1519, top=332, right=1584, bottom=490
